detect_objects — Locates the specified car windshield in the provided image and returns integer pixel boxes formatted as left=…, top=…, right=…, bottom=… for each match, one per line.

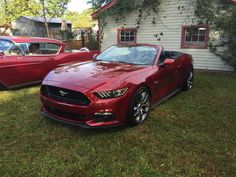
left=96, top=45, right=158, bottom=65
left=0, top=39, right=15, bottom=52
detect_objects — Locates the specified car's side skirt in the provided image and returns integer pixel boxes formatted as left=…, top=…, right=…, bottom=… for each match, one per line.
left=151, top=88, right=181, bottom=109
left=8, top=80, right=42, bottom=90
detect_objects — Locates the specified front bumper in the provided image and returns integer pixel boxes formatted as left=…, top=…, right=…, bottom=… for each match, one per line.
left=40, top=89, right=131, bottom=128
left=41, top=111, right=121, bottom=128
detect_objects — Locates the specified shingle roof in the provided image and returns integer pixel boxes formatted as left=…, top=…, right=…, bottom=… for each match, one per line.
left=23, top=16, right=72, bottom=24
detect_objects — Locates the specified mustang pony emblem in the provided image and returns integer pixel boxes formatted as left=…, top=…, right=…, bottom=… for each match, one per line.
left=59, top=90, right=69, bottom=97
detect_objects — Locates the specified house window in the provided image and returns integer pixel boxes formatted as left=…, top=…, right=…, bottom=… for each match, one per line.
left=118, top=28, right=137, bottom=44
left=181, top=25, right=209, bottom=49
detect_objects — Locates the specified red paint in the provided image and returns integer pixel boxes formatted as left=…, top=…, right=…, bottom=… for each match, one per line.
left=40, top=44, right=193, bottom=128
left=0, top=37, right=100, bottom=89
left=181, top=25, right=210, bottom=49
left=163, top=59, right=175, bottom=65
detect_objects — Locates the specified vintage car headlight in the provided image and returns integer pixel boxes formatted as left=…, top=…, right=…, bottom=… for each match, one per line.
left=95, top=88, right=128, bottom=99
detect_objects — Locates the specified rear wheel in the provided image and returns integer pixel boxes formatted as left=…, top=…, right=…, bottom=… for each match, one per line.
left=182, top=70, right=194, bottom=91
left=128, top=87, right=150, bottom=126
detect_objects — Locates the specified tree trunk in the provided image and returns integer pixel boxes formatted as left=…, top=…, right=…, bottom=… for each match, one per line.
left=41, top=0, right=51, bottom=38
left=44, top=21, right=51, bottom=38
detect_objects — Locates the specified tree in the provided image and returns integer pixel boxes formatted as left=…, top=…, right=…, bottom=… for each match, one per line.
left=65, top=9, right=96, bottom=29
left=0, top=0, right=37, bottom=26
left=87, top=0, right=111, bottom=8
left=35, top=0, right=71, bottom=37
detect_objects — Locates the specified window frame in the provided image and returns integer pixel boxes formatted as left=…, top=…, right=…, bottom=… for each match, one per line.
left=181, top=25, right=210, bottom=49
left=18, top=42, right=62, bottom=56
left=117, top=28, right=137, bottom=44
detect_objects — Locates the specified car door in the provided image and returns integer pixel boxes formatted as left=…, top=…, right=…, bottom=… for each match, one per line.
left=150, top=51, right=180, bottom=104
left=17, top=55, right=55, bottom=82
left=14, top=42, right=61, bottom=84
left=0, top=55, right=18, bottom=87
left=170, top=52, right=186, bottom=87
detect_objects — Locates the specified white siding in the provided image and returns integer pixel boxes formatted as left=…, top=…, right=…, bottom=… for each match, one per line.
left=100, top=0, right=233, bottom=71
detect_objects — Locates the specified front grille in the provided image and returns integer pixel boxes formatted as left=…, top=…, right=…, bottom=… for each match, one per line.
left=41, top=85, right=90, bottom=106
left=45, top=106, right=87, bottom=121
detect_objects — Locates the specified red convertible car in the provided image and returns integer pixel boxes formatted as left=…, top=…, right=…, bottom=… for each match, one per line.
left=40, top=44, right=194, bottom=128
left=0, top=36, right=99, bottom=90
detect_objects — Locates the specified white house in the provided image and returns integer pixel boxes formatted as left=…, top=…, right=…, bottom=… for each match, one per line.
left=92, top=0, right=234, bottom=71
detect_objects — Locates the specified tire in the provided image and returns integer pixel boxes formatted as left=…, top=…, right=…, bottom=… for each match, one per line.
left=182, top=70, right=194, bottom=91
left=127, top=87, right=150, bottom=126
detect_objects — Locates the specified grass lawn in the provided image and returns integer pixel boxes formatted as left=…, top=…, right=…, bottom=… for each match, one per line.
left=0, top=72, right=235, bottom=177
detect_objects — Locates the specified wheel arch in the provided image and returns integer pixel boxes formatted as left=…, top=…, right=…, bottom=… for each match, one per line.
left=132, top=83, right=152, bottom=99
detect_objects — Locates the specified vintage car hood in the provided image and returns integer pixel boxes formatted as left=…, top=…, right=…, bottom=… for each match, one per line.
left=44, top=61, right=148, bottom=90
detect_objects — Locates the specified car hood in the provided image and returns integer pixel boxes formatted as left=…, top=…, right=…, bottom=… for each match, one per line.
left=44, top=61, right=149, bottom=90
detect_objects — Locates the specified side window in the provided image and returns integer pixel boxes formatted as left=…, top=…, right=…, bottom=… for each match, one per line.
left=39, top=43, right=60, bottom=54
left=158, top=52, right=166, bottom=64
left=23, top=43, right=61, bottom=55
left=171, top=52, right=182, bottom=59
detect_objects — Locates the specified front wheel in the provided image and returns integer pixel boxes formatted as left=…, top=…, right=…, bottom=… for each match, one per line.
left=128, top=87, right=150, bottom=126
left=182, top=70, right=194, bottom=91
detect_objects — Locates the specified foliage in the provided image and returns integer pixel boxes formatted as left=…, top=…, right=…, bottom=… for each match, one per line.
left=195, top=0, right=236, bottom=69
left=87, top=0, right=111, bottom=8
left=0, top=0, right=70, bottom=37
left=0, top=0, right=38, bottom=26
left=65, top=9, right=96, bottom=29
left=91, top=0, right=235, bottom=69
left=94, top=0, right=161, bottom=46
left=85, top=31, right=99, bottom=50
left=0, top=73, right=236, bottom=176
left=35, top=0, right=71, bottom=37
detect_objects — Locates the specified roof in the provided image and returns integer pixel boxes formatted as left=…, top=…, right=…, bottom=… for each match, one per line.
left=92, top=0, right=236, bottom=19
left=22, top=16, right=72, bottom=24
left=0, top=36, right=64, bottom=45
left=91, top=0, right=118, bottom=19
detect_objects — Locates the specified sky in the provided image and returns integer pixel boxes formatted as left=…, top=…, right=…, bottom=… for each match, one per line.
left=68, top=0, right=91, bottom=13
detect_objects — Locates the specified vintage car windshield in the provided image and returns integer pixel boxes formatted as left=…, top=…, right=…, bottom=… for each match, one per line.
left=0, top=39, right=16, bottom=52
left=96, top=45, right=158, bottom=65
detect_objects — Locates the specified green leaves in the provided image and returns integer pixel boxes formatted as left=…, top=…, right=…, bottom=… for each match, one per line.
left=65, top=9, right=96, bottom=29
left=0, top=0, right=39, bottom=25
left=87, top=0, right=111, bottom=9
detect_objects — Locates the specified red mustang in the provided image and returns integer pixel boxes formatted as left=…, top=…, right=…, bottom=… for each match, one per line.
left=0, top=36, right=99, bottom=90
left=40, top=44, right=194, bottom=128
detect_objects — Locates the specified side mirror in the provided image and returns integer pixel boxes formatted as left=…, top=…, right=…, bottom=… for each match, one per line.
left=164, top=59, right=175, bottom=65
left=93, top=54, right=98, bottom=60
left=160, top=59, right=175, bottom=66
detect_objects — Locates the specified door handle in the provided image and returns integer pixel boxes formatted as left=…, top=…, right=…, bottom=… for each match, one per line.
left=177, top=65, right=181, bottom=68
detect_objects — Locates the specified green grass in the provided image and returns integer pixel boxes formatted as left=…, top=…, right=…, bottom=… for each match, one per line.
left=0, top=72, right=235, bottom=177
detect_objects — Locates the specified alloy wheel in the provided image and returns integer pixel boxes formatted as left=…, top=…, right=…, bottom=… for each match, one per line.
left=187, top=71, right=194, bottom=89
left=133, top=90, right=150, bottom=123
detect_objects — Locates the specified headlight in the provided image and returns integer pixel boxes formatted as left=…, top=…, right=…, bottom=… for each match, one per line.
left=95, top=88, right=128, bottom=99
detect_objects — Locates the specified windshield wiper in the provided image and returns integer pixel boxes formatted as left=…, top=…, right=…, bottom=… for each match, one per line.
left=95, top=59, right=105, bottom=61
left=111, top=60, right=130, bottom=64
